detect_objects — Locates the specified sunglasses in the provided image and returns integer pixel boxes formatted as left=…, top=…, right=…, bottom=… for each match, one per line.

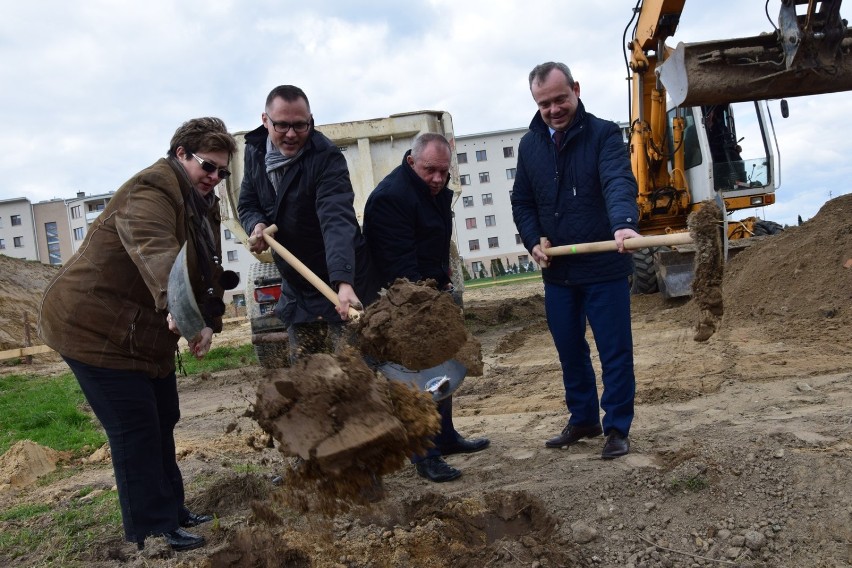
left=191, top=153, right=231, bottom=180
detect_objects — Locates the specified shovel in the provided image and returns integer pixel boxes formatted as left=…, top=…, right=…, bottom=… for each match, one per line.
left=540, top=232, right=693, bottom=259
left=260, top=225, right=466, bottom=401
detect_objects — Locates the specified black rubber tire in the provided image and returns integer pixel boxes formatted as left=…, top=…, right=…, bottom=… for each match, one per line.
left=631, top=248, right=659, bottom=295
left=245, top=262, right=289, bottom=368
left=752, top=219, right=784, bottom=236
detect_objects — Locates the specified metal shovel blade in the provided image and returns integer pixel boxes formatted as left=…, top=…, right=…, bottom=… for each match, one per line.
left=167, top=242, right=205, bottom=340
left=376, top=359, right=466, bottom=402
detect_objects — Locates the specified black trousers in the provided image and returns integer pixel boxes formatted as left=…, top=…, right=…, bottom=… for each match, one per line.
left=63, top=356, right=185, bottom=543
left=411, top=396, right=458, bottom=463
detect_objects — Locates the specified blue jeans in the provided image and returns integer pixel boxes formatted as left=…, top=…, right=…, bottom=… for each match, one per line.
left=63, top=357, right=184, bottom=543
left=544, top=278, right=635, bottom=436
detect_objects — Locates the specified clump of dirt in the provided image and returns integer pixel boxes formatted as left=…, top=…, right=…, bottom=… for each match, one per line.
left=721, top=193, right=852, bottom=338
left=0, top=256, right=58, bottom=350
left=356, top=279, right=472, bottom=370
left=254, top=348, right=439, bottom=514
left=688, top=200, right=724, bottom=341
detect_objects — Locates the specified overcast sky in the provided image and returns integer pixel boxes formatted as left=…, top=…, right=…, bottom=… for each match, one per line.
left=2, top=0, right=850, bottom=227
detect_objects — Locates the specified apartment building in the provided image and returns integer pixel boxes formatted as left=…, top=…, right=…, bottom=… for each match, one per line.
left=454, top=127, right=531, bottom=278
left=0, top=197, right=38, bottom=261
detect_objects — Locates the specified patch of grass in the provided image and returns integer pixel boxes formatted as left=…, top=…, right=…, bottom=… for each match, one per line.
left=0, top=490, right=123, bottom=564
left=177, top=343, right=257, bottom=375
left=0, top=503, right=52, bottom=522
left=0, top=373, right=106, bottom=456
left=670, top=474, right=709, bottom=492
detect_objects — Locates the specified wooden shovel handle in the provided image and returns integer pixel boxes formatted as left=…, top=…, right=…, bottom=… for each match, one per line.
left=542, top=232, right=693, bottom=257
left=262, top=225, right=361, bottom=320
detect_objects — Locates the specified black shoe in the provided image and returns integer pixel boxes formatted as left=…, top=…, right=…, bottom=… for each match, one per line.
left=180, top=511, right=213, bottom=528
left=415, top=457, right=462, bottom=483
left=545, top=422, right=603, bottom=448
left=601, top=431, right=630, bottom=459
left=138, top=528, right=205, bottom=552
left=437, top=435, right=490, bottom=456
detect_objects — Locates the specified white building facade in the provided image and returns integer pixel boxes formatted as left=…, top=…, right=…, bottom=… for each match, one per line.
left=453, top=127, right=531, bottom=278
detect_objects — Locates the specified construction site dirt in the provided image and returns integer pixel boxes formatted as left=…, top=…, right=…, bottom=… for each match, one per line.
left=0, top=194, right=850, bottom=567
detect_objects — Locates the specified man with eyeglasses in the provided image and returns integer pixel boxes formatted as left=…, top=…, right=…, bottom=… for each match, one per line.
left=238, top=85, right=378, bottom=364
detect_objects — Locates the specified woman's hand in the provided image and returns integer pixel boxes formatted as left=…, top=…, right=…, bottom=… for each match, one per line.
left=188, top=327, right=214, bottom=359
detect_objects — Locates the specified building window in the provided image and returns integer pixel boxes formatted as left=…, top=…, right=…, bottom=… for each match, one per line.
left=227, top=250, right=238, bottom=262
left=224, top=228, right=233, bottom=240
left=73, top=227, right=85, bottom=240
left=88, top=203, right=105, bottom=212
left=479, top=172, right=490, bottom=183
left=476, top=150, right=487, bottom=162
left=485, top=215, right=496, bottom=227
left=460, top=174, right=470, bottom=186
left=14, top=236, right=24, bottom=248
left=481, top=193, right=493, bottom=205
left=0, top=239, right=4, bottom=249
left=465, top=217, right=477, bottom=230
left=457, top=152, right=468, bottom=164
left=45, top=222, right=61, bottom=265
left=518, top=254, right=529, bottom=265
left=232, top=293, right=246, bottom=307
left=515, top=233, right=522, bottom=244
left=11, top=215, right=22, bottom=226
left=488, top=237, right=499, bottom=248
left=462, top=196, right=474, bottom=207
left=506, top=168, right=516, bottom=179
left=471, top=261, right=485, bottom=275
left=71, top=205, right=81, bottom=219
left=503, top=146, right=515, bottom=158
left=469, top=239, right=480, bottom=251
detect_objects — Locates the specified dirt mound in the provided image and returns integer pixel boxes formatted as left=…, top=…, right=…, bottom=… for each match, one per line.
left=254, top=349, right=440, bottom=514
left=356, top=278, right=471, bottom=370
left=0, top=255, right=58, bottom=350
left=721, top=193, right=852, bottom=338
left=0, top=440, right=60, bottom=489
left=205, top=490, right=586, bottom=568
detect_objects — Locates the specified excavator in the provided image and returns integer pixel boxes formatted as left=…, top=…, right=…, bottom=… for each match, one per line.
left=626, top=0, right=852, bottom=296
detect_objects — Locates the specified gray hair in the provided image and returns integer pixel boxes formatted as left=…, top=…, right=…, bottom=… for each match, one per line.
left=528, top=62, right=575, bottom=89
left=411, top=132, right=451, bottom=160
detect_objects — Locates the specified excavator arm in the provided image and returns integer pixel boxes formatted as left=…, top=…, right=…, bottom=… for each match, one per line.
left=660, top=0, right=852, bottom=106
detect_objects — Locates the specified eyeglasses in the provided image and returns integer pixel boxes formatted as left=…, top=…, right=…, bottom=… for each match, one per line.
left=266, top=116, right=311, bottom=134
left=191, top=154, right=231, bottom=180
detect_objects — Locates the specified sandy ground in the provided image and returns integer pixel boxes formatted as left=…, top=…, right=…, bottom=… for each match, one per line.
left=1, top=195, right=851, bottom=567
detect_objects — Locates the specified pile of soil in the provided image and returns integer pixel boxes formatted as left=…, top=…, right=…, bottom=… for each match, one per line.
left=0, top=255, right=58, bottom=350
left=721, top=193, right=852, bottom=338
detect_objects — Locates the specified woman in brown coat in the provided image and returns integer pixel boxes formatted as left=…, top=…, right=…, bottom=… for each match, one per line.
left=38, top=117, right=237, bottom=551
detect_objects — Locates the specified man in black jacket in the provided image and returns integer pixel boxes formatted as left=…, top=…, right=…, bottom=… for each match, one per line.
left=238, top=85, right=377, bottom=363
left=363, top=133, right=490, bottom=483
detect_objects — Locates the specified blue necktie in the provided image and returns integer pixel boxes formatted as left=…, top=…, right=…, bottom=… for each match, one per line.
left=553, top=130, right=564, bottom=148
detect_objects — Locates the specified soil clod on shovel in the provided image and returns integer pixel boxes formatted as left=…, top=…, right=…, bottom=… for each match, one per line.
left=688, top=200, right=725, bottom=342
left=355, top=278, right=470, bottom=370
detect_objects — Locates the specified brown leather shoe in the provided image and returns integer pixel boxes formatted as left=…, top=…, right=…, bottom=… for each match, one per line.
left=544, top=422, right=603, bottom=448
left=601, top=432, right=630, bottom=459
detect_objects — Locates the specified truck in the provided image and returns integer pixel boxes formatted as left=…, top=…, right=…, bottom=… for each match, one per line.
left=626, top=0, right=852, bottom=296
left=216, top=111, right=462, bottom=367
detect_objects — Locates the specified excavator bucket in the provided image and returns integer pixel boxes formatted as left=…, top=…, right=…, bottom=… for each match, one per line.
left=660, top=1, right=852, bottom=107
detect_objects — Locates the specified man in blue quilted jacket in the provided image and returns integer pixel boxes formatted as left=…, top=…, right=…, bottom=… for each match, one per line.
left=511, top=62, right=641, bottom=459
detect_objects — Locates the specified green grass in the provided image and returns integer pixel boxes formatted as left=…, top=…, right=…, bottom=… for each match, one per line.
left=0, top=489, right=123, bottom=564
left=177, top=343, right=257, bottom=375
left=464, top=272, right=542, bottom=289
left=670, top=474, right=709, bottom=492
left=0, top=373, right=106, bottom=456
